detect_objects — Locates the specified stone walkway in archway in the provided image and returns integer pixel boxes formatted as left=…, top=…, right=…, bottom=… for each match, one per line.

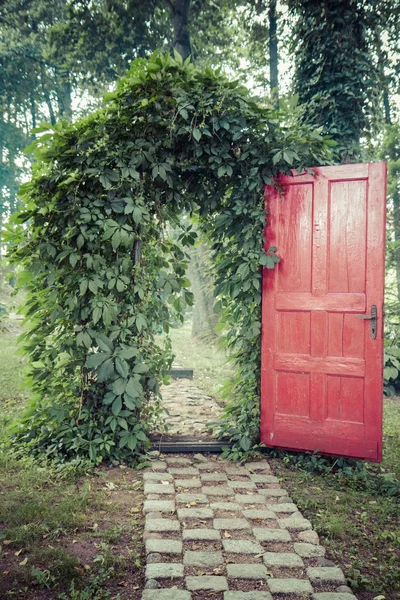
left=142, top=454, right=357, bottom=600
left=153, top=377, right=223, bottom=439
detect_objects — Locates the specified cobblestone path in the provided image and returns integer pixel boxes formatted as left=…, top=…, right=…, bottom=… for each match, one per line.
left=142, top=454, right=356, bottom=600
left=155, top=378, right=222, bottom=438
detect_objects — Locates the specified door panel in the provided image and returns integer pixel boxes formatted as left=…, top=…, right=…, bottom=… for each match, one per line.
left=261, top=162, right=386, bottom=461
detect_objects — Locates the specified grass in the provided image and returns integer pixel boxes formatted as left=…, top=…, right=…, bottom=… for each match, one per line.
left=271, top=461, right=400, bottom=599
left=0, top=320, right=29, bottom=427
left=0, top=320, right=145, bottom=600
left=2, top=318, right=399, bottom=599
left=268, top=397, right=400, bottom=599
left=168, top=320, right=235, bottom=402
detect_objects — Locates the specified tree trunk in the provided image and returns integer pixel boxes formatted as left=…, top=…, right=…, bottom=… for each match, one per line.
left=393, top=191, right=400, bottom=302
left=30, top=94, right=37, bottom=136
left=269, top=0, right=278, bottom=105
left=172, top=0, right=192, bottom=61
left=383, top=90, right=391, bottom=125
left=58, top=72, right=72, bottom=121
left=41, top=67, right=56, bottom=125
left=188, top=243, right=218, bottom=339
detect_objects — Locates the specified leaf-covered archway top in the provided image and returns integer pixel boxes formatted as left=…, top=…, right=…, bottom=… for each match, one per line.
left=7, top=52, right=333, bottom=464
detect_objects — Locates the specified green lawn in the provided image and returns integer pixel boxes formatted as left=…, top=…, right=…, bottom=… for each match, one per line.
left=168, top=320, right=236, bottom=402
left=1, top=319, right=399, bottom=599
left=0, top=320, right=29, bottom=427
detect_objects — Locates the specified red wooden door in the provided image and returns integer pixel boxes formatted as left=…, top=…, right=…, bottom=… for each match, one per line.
left=261, top=163, right=386, bottom=461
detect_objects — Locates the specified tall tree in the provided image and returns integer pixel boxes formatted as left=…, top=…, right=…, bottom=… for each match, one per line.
left=170, top=0, right=192, bottom=60
left=380, top=124, right=400, bottom=327
left=289, top=0, right=381, bottom=161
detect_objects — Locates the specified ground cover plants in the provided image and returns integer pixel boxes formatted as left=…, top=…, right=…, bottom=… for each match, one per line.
left=0, top=321, right=145, bottom=599
left=4, top=52, right=334, bottom=464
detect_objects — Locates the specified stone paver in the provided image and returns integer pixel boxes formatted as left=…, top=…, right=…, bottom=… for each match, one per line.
left=177, top=507, right=213, bottom=519
left=201, top=472, right=228, bottom=481
left=227, top=564, right=268, bottom=579
left=298, top=530, right=320, bottom=544
left=235, top=493, right=267, bottom=504
left=312, top=595, right=356, bottom=600
left=211, top=502, right=241, bottom=511
left=294, top=542, right=326, bottom=557
left=203, top=486, right=234, bottom=496
left=145, top=563, right=184, bottom=579
left=228, top=480, right=257, bottom=489
left=142, top=591, right=191, bottom=600
left=169, top=467, right=199, bottom=476
left=144, top=483, right=175, bottom=495
left=249, top=474, right=279, bottom=483
left=242, top=509, right=276, bottom=520
left=186, top=576, right=228, bottom=591
left=263, top=551, right=304, bottom=567
left=176, top=479, right=201, bottom=488
left=278, top=515, right=312, bottom=530
left=268, top=578, right=313, bottom=594
left=214, top=518, right=250, bottom=530
left=176, top=493, right=208, bottom=503
left=257, top=488, right=288, bottom=497
left=253, top=528, right=292, bottom=542
left=225, top=594, right=272, bottom=600
left=182, top=528, right=220, bottom=540
left=143, top=500, right=175, bottom=514
left=307, top=567, right=346, bottom=585
left=145, top=518, right=180, bottom=532
left=267, top=503, right=298, bottom=513
left=141, top=383, right=357, bottom=600
left=223, top=540, right=264, bottom=554
left=143, top=472, right=173, bottom=481
left=145, top=539, right=182, bottom=554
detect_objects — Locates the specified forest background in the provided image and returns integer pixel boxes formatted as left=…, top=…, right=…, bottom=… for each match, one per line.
left=0, top=0, right=399, bottom=366
left=0, top=3, right=400, bottom=599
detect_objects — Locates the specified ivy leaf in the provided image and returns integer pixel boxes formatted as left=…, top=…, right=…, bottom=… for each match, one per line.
left=112, top=377, right=126, bottom=395
left=264, top=256, right=275, bottom=269
left=88, top=280, right=98, bottom=294
left=193, top=128, right=201, bottom=142
left=116, top=357, right=129, bottom=378
left=93, top=307, right=102, bottom=324
left=112, top=230, right=122, bottom=250
left=124, top=394, right=138, bottom=409
left=103, top=392, right=116, bottom=405
left=97, top=358, right=115, bottom=382
left=86, top=352, right=109, bottom=369
left=80, top=279, right=88, bottom=295
left=240, top=435, right=251, bottom=451
left=95, top=335, right=113, bottom=352
left=133, top=362, right=149, bottom=374
left=118, top=347, right=138, bottom=359
left=112, top=396, right=122, bottom=415
left=125, top=377, right=142, bottom=398
left=133, top=207, right=142, bottom=224
left=136, top=314, right=146, bottom=331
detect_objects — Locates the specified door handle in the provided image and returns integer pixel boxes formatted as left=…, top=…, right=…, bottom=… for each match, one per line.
left=356, top=305, right=377, bottom=339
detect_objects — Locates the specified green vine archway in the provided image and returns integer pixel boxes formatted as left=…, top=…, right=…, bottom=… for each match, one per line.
left=7, top=53, right=333, bottom=464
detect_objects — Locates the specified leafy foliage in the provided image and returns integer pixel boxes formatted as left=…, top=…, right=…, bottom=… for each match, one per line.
left=6, top=52, right=333, bottom=463
left=384, top=343, right=400, bottom=396
left=289, top=0, right=381, bottom=161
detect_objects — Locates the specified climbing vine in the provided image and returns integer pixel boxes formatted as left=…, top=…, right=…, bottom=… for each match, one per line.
left=6, top=53, right=333, bottom=463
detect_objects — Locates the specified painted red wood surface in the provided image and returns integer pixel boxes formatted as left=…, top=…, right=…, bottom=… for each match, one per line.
left=261, top=163, right=386, bottom=461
